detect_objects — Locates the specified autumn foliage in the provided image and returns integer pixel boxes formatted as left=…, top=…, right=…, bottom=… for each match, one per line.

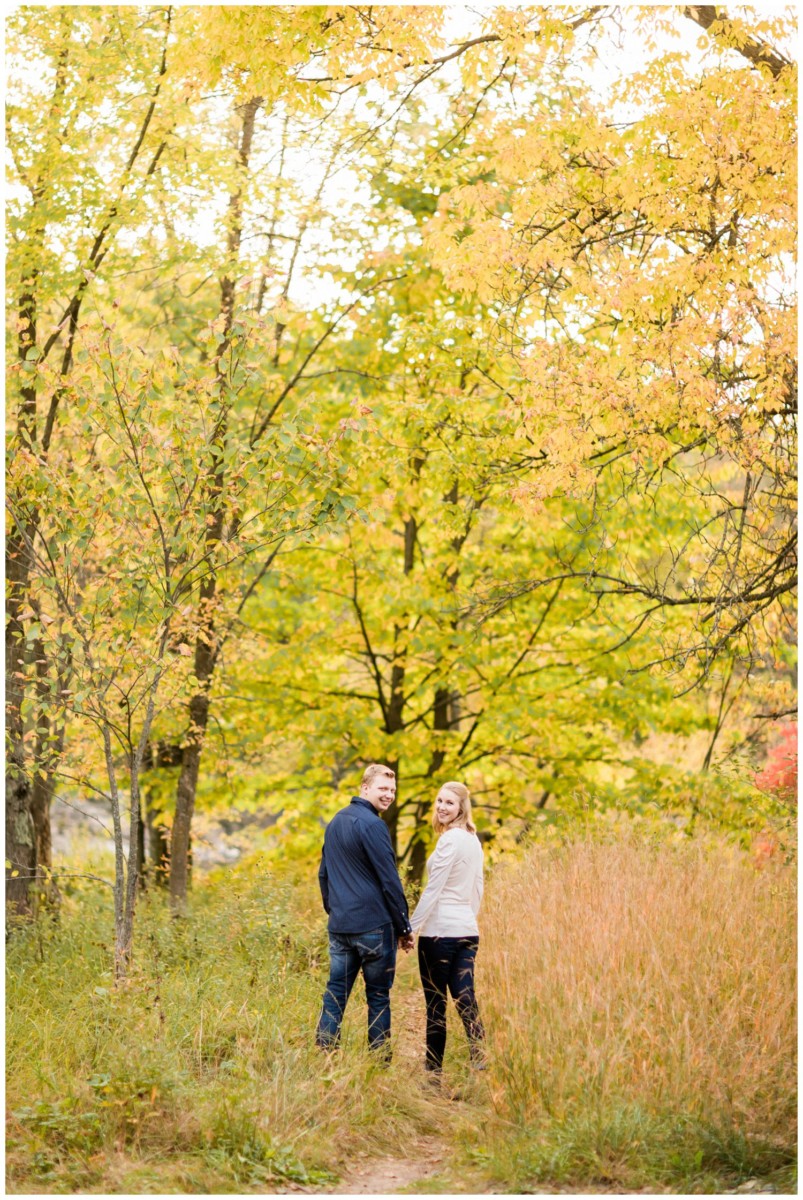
left=755, top=722, right=798, bottom=802
left=5, top=3, right=796, bottom=965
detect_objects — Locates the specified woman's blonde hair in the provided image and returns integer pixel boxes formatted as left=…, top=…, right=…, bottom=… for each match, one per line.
left=433, top=782, right=476, bottom=834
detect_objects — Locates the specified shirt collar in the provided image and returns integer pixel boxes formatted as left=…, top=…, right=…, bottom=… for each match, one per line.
left=350, top=796, right=379, bottom=815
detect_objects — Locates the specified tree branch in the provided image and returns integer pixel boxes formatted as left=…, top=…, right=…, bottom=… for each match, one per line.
left=682, top=6, right=792, bottom=78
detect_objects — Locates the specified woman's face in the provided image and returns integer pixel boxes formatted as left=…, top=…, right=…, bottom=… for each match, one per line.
left=435, top=790, right=461, bottom=827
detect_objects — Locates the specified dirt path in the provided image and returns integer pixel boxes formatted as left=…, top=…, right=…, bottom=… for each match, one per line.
left=321, top=984, right=487, bottom=1195
left=333, top=1136, right=447, bottom=1194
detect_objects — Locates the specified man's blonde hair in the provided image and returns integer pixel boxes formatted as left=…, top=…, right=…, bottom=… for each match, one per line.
left=433, top=782, right=476, bottom=834
left=360, top=763, right=395, bottom=791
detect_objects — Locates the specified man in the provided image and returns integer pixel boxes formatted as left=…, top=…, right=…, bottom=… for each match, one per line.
left=316, top=763, right=414, bottom=1056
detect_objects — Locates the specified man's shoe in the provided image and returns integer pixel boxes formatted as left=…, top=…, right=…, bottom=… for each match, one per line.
left=315, top=1039, right=339, bottom=1052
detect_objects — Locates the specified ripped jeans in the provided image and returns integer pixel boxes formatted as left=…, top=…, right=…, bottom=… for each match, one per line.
left=316, top=923, right=397, bottom=1051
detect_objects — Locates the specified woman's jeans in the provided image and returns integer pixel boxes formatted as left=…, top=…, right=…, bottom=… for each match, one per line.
left=418, top=935, right=485, bottom=1071
left=316, top=923, right=397, bottom=1052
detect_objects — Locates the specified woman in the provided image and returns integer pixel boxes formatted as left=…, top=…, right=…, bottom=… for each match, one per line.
left=410, top=781, right=486, bottom=1075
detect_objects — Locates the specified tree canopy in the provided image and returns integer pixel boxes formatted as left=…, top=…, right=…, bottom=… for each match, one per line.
left=6, top=5, right=796, bottom=947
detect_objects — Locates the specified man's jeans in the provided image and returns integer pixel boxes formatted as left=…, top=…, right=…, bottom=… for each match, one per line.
left=316, top=923, right=397, bottom=1052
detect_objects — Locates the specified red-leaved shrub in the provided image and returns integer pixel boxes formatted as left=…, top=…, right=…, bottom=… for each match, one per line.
left=755, top=722, right=798, bottom=804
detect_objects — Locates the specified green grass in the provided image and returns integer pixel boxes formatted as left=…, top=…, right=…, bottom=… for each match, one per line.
left=6, top=838, right=797, bottom=1194
left=6, top=857, right=455, bottom=1193
left=462, top=1105, right=796, bottom=1194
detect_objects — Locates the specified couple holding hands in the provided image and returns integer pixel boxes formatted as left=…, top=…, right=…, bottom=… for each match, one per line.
left=316, top=763, right=486, bottom=1076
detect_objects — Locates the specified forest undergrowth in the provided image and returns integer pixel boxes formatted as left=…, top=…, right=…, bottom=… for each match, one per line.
left=6, top=833, right=796, bottom=1195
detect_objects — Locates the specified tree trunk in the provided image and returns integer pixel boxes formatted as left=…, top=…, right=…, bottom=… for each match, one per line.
left=119, top=755, right=145, bottom=965
left=167, top=96, right=261, bottom=914
left=31, top=775, right=53, bottom=876
left=407, top=813, right=429, bottom=886
left=384, top=505, right=419, bottom=855
left=6, top=534, right=37, bottom=919
left=110, top=656, right=166, bottom=978
left=31, top=773, right=60, bottom=912
left=169, top=691, right=209, bottom=913
left=145, top=800, right=171, bottom=887
left=31, top=635, right=68, bottom=909
left=384, top=758, right=402, bottom=855
left=142, top=739, right=180, bottom=887
left=5, top=772, right=35, bottom=923
left=135, top=792, right=146, bottom=893
left=103, top=724, right=128, bottom=978
left=409, top=685, right=457, bottom=884
left=6, top=615, right=35, bottom=919
left=408, top=479, right=465, bottom=883
left=6, top=265, right=39, bottom=921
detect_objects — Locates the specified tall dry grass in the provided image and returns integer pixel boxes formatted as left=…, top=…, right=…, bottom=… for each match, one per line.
left=471, top=835, right=796, bottom=1190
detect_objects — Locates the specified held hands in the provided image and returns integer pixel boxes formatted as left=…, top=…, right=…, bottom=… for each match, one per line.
left=398, top=933, right=415, bottom=952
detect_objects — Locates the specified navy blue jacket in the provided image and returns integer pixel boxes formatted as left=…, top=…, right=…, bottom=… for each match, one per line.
left=319, top=798, right=412, bottom=936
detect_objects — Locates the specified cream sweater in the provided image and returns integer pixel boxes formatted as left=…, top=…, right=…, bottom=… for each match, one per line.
left=410, top=826, right=484, bottom=937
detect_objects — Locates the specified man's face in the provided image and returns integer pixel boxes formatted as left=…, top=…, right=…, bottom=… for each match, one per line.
left=362, top=773, right=396, bottom=812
